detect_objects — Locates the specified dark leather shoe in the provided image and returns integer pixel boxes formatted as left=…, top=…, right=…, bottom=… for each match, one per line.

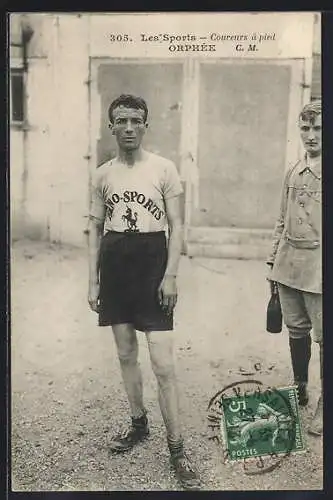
left=109, top=416, right=149, bottom=453
left=170, top=452, right=201, bottom=490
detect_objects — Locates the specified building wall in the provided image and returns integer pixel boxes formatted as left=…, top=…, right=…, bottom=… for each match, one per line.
left=10, top=130, right=25, bottom=239
left=10, top=14, right=90, bottom=246
left=43, top=15, right=90, bottom=246
left=10, top=13, right=319, bottom=246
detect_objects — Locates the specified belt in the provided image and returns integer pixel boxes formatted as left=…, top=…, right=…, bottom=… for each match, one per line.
left=284, top=232, right=320, bottom=250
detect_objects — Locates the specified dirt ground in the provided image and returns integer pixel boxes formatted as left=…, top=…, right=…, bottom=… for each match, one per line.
left=10, top=240, right=323, bottom=491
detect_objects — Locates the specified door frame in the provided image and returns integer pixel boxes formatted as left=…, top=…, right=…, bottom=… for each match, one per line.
left=185, top=58, right=306, bottom=232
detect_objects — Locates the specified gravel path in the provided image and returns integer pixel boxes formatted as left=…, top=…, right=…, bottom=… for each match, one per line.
left=11, top=240, right=323, bottom=491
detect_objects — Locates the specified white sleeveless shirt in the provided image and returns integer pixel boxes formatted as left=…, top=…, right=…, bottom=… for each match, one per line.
left=89, top=151, right=183, bottom=233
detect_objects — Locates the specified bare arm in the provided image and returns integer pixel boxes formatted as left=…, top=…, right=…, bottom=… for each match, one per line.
left=158, top=195, right=183, bottom=314
left=88, top=217, right=104, bottom=282
left=164, top=195, right=183, bottom=277
left=88, top=166, right=106, bottom=311
left=88, top=216, right=104, bottom=312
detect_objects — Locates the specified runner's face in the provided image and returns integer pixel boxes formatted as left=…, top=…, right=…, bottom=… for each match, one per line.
left=299, top=113, right=322, bottom=157
left=111, top=106, right=147, bottom=151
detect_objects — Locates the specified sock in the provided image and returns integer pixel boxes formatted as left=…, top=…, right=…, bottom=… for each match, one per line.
left=167, top=435, right=184, bottom=458
left=289, top=335, right=311, bottom=383
left=132, top=410, right=148, bottom=429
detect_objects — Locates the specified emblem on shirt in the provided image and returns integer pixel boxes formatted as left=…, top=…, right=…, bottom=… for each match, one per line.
left=122, top=205, right=139, bottom=232
left=108, top=191, right=164, bottom=221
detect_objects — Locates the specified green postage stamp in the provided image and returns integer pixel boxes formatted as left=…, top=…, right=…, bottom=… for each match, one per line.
left=220, top=385, right=306, bottom=462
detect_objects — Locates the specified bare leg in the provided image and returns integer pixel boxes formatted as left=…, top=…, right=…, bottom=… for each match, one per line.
left=145, top=330, right=182, bottom=441
left=146, top=330, right=201, bottom=489
left=112, top=323, right=145, bottom=418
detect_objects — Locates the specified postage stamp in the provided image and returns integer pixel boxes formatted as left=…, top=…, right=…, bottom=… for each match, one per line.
left=221, top=385, right=305, bottom=461
left=207, top=380, right=306, bottom=474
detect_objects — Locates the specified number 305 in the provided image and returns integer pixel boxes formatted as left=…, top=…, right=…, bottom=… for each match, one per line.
left=109, top=34, right=130, bottom=42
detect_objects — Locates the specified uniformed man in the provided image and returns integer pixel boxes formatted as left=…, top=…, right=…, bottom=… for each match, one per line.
left=87, top=94, right=201, bottom=489
left=267, top=100, right=322, bottom=436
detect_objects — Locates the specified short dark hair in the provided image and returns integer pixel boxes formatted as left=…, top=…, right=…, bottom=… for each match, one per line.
left=299, top=100, right=322, bottom=124
left=108, top=94, right=148, bottom=123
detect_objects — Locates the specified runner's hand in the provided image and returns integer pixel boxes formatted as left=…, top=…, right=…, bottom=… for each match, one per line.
left=158, top=275, right=177, bottom=315
left=88, top=281, right=100, bottom=313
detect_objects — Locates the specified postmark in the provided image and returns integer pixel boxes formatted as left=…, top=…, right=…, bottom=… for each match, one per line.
left=207, top=380, right=306, bottom=474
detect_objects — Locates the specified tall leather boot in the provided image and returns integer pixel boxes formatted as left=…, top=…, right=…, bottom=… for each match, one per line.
left=308, top=343, right=323, bottom=436
left=289, top=335, right=311, bottom=406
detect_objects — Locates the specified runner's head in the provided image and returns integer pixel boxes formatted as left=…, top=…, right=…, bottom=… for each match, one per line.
left=298, top=100, right=322, bottom=157
left=108, top=94, right=149, bottom=152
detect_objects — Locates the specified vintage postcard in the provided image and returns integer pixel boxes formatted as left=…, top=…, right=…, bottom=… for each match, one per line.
left=9, top=12, right=322, bottom=491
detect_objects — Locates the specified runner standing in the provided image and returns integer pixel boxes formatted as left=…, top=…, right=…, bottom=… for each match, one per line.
left=87, top=94, right=201, bottom=489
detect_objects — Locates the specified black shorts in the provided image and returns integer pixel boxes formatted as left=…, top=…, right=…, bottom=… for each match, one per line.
left=98, top=231, right=173, bottom=331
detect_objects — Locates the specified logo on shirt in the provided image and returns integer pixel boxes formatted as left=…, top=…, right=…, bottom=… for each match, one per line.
left=122, top=205, right=139, bottom=233
left=108, top=190, right=165, bottom=222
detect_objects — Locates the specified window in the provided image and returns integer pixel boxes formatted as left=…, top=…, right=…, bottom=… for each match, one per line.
left=10, top=68, right=25, bottom=124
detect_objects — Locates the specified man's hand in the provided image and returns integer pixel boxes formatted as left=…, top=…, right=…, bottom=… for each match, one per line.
left=158, top=275, right=177, bottom=316
left=269, top=280, right=278, bottom=295
left=88, top=281, right=100, bottom=313
left=266, top=263, right=277, bottom=294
